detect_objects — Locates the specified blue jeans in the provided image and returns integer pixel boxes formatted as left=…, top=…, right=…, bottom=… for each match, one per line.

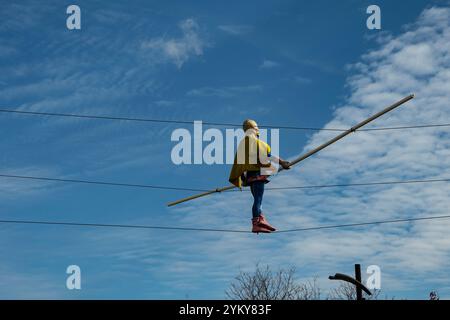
left=250, top=181, right=264, bottom=218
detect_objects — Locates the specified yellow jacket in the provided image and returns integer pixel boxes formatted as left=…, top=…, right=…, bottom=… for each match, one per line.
left=228, top=134, right=271, bottom=187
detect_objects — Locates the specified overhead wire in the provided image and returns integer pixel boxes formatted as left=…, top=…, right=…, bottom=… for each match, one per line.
left=1, top=108, right=449, bottom=132
left=1, top=214, right=450, bottom=233
left=1, top=173, right=450, bottom=192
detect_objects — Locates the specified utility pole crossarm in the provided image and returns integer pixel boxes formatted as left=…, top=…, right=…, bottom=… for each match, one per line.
left=329, top=273, right=372, bottom=297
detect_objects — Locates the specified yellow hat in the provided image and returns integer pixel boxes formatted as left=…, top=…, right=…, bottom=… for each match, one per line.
left=243, top=119, right=258, bottom=132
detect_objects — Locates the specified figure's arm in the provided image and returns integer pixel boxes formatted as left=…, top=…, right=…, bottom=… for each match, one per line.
left=258, top=140, right=290, bottom=170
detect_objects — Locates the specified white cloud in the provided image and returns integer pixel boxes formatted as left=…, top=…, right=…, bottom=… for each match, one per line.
left=391, top=44, right=437, bottom=76
left=259, top=59, right=280, bottom=69
left=141, top=19, right=207, bottom=68
left=218, top=25, right=253, bottom=35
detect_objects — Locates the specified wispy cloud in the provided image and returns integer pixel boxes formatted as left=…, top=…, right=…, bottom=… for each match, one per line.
left=0, top=7, right=183, bottom=179
left=141, top=19, right=207, bottom=68
left=259, top=59, right=280, bottom=69
left=294, top=75, right=312, bottom=84
left=218, top=25, right=253, bottom=35
left=0, top=264, right=65, bottom=299
left=281, top=49, right=339, bottom=74
left=0, top=2, right=52, bottom=32
left=0, top=166, right=65, bottom=202
left=0, top=44, right=17, bottom=58
left=187, top=85, right=263, bottom=98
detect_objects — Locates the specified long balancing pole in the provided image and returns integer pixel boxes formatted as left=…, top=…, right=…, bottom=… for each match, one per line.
left=167, top=94, right=415, bottom=207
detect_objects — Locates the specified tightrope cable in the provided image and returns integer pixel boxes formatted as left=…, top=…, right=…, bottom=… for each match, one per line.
left=1, top=214, right=450, bottom=234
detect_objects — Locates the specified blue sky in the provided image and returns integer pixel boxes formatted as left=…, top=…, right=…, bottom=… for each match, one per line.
left=1, top=0, right=450, bottom=299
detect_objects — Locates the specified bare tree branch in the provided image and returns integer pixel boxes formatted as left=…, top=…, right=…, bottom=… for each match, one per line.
left=226, top=264, right=320, bottom=300
left=328, top=282, right=381, bottom=300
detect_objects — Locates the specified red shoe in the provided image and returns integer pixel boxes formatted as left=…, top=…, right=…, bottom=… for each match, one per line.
left=252, top=217, right=273, bottom=234
left=258, top=214, right=276, bottom=232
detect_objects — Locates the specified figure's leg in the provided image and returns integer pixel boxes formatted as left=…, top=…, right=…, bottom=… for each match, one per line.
left=250, top=182, right=273, bottom=233
left=250, top=183, right=258, bottom=218
left=251, top=181, right=264, bottom=218
left=254, top=181, right=276, bottom=231
left=254, top=181, right=264, bottom=216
